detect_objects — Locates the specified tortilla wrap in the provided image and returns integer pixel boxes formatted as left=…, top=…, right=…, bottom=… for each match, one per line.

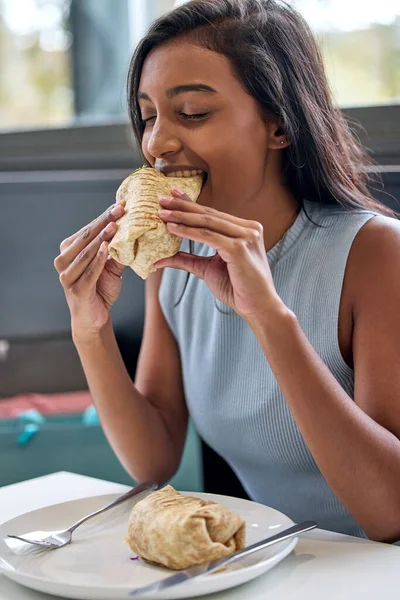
left=108, top=168, right=203, bottom=279
left=126, top=485, right=246, bottom=570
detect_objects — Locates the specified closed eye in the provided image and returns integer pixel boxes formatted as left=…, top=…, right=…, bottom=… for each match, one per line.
left=180, top=112, right=210, bottom=120
left=141, top=112, right=210, bottom=126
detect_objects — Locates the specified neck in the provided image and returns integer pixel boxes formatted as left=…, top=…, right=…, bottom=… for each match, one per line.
left=215, top=181, right=299, bottom=252
left=236, top=187, right=299, bottom=251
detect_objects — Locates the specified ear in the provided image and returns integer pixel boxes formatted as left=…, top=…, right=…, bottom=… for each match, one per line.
left=266, top=120, right=289, bottom=150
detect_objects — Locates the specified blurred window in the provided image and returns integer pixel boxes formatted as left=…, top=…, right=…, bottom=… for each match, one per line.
left=291, top=0, right=400, bottom=108
left=135, top=0, right=400, bottom=109
left=0, top=0, right=399, bottom=133
left=0, top=0, right=131, bottom=132
left=0, top=0, right=73, bottom=131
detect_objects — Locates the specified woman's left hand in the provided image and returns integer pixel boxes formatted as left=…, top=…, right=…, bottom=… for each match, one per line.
left=155, top=187, right=283, bottom=321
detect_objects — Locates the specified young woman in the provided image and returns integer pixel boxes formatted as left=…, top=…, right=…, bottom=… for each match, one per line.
left=54, top=0, right=400, bottom=543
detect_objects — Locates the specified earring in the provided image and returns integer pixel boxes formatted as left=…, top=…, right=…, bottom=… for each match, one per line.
left=280, top=140, right=285, bottom=145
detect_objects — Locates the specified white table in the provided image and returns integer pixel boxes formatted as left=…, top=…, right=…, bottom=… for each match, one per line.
left=0, top=472, right=399, bottom=599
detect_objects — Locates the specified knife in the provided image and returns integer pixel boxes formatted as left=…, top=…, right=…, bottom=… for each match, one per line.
left=129, top=519, right=317, bottom=596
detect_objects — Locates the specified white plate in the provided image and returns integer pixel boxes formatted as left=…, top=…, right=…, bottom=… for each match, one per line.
left=0, top=491, right=297, bottom=599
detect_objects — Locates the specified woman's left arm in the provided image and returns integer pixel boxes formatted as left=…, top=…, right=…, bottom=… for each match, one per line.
left=247, top=215, right=400, bottom=544
left=157, top=192, right=400, bottom=543
left=249, top=224, right=400, bottom=543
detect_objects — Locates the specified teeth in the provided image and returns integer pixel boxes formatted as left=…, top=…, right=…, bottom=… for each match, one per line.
left=166, top=170, right=204, bottom=178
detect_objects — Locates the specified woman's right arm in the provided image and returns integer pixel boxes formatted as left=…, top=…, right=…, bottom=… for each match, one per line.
left=54, top=204, right=187, bottom=484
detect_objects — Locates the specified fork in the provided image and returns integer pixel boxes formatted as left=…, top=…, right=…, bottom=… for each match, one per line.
left=6, top=481, right=158, bottom=549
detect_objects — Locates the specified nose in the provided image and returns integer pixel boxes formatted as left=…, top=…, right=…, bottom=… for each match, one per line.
left=146, top=117, right=182, bottom=159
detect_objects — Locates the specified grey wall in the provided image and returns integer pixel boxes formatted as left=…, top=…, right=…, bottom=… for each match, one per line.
left=370, top=171, right=400, bottom=212
left=0, top=172, right=144, bottom=339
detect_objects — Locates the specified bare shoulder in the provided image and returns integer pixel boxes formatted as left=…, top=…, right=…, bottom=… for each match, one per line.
left=351, top=214, right=400, bottom=260
left=347, top=214, right=400, bottom=435
left=346, top=214, right=400, bottom=310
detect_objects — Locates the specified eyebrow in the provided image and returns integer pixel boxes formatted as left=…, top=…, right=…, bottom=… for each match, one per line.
left=137, top=84, right=218, bottom=101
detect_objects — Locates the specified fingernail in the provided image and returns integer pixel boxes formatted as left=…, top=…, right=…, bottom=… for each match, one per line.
left=172, top=187, right=184, bottom=195
left=111, top=204, right=124, bottom=217
left=159, top=209, right=171, bottom=217
left=100, top=241, right=108, bottom=253
left=159, top=195, right=172, bottom=202
left=105, top=222, right=115, bottom=233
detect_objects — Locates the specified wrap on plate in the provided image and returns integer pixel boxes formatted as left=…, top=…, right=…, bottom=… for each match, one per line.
left=126, top=485, right=246, bottom=570
left=108, top=167, right=203, bottom=279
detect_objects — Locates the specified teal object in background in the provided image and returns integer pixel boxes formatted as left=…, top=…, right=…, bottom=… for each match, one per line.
left=17, top=423, right=40, bottom=446
left=16, top=409, right=45, bottom=426
left=0, top=414, right=203, bottom=492
left=15, top=409, right=46, bottom=446
left=81, top=404, right=100, bottom=426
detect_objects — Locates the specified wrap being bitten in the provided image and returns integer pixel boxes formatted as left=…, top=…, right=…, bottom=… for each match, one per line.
left=126, top=485, right=246, bottom=570
left=108, top=167, right=203, bottom=279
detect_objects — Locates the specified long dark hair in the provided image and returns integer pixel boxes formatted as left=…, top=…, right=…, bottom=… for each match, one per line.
left=127, top=0, right=395, bottom=218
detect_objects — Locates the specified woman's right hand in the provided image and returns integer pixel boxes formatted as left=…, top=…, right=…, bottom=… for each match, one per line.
left=54, top=203, right=126, bottom=339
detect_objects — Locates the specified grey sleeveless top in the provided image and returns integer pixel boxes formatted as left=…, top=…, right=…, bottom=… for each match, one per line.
left=159, top=199, right=376, bottom=538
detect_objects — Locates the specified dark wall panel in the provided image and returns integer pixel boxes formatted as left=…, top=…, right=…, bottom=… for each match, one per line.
left=0, top=176, right=144, bottom=340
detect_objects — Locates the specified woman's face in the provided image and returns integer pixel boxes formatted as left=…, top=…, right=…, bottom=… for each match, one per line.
left=138, top=38, right=281, bottom=211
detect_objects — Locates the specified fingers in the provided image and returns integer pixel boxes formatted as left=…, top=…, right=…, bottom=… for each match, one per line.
left=163, top=221, right=241, bottom=264
left=155, top=252, right=212, bottom=280
left=164, top=189, right=263, bottom=233
left=54, top=204, right=124, bottom=283
left=58, top=203, right=124, bottom=256
left=56, top=222, right=116, bottom=289
left=104, top=255, right=125, bottom=279
left=160, top=206, right=251, bottom=240
left=159, top=193, right=263, bottom=259
left=70, top=241, right=110, bottom=295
